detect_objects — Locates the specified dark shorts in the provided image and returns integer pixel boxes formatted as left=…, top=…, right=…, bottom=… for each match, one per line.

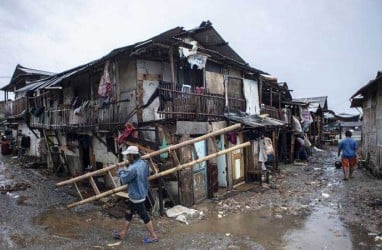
left=125, top=199, right=150, bottom=224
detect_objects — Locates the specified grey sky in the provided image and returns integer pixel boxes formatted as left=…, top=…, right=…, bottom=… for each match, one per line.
left=1, top=0, right=381, bottom=114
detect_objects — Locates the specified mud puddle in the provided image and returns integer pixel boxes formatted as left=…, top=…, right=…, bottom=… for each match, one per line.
left=169, top=205, right=377, bottom=249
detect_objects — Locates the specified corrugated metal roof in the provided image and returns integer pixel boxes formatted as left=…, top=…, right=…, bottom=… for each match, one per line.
left=1, top=64, right=55, bottom=91
left=15, top=64, right=89, bottom=92
left=292, top=96, right=328, bottom=112
left=351, top=70, right=382, bottom=99
left=18, top=21, right=266, bottom=93
left=187, top=22, right=246, bottom=64
left=224, top=108, right=286, bottom=128
left=16, top=65, right=55, bottom=76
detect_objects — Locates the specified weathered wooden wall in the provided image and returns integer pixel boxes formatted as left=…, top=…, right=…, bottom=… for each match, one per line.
left=362, top=83, right=382, bottom=177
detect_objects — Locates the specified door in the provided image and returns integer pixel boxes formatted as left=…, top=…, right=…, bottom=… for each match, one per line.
left=216, top=134, right=227, bottom=187
left=232, top=134, right=244, bottom=184
left=193, top=140, right=207, bottom=203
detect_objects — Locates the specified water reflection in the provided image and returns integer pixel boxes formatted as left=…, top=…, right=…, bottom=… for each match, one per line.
left=283, top=205, right=352, bottom=250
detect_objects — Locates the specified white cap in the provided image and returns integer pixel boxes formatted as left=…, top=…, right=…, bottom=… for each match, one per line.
left=122, top=146, right=139, bottom=155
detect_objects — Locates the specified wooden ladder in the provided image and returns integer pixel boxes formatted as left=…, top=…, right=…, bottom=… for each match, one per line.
left=56, top=123, right=248, bottom=208
left=42, top=129, right=69, bottom=174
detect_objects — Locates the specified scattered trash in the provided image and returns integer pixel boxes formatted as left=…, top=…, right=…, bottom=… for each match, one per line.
left=217, top=214, right=223, bottom=219
left=368, top=232, right=378, bottom=236
left=225, top=233, right=231, bottom=237
left=198, top=211, right=205, bottom=220
left=375, top=236, right=382, bottom=242
left=275, top=214, right=283, bottom=219
left=107, top=242, right=121, bottom=247
left=322, top=193, right=330, bottom=198
left=313, top=146, right=324, bottom=152
left=176, top=214, right=188, bottom=225
left=166, top=205, right=198, bottom=218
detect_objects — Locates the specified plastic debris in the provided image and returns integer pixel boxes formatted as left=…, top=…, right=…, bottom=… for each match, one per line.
left=322, top=193, right=330, bottom=198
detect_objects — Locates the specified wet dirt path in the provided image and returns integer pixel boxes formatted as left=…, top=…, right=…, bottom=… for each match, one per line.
left=1, top=146, right=382, bottom=249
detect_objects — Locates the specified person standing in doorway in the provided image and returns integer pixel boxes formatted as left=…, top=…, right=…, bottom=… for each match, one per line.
left=113, top=146, right=158, bottom=244
left=338, top=130, right=359, bottom=180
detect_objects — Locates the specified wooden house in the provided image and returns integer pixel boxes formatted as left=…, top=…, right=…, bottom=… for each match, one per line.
left=3, top=21, right=287, bottom=205
left=350, top=70, right=382, bottom=177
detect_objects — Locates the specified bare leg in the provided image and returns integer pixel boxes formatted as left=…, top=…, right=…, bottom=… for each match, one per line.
left=118, top=220, right=130, bottom=239
left=342, top=167, right=349, bottom=180
left=144, top=220, right=158, bottom=240
left=349, top=166, right=354, bottom=178
left=118, top=209, right=132, bottom=239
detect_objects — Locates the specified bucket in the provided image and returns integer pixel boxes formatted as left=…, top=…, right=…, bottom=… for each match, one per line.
left=335, top=160, right=342, bottom=169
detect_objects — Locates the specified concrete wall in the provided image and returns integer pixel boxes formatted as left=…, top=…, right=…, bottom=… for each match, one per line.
left=18, top=122, right=40, bottom=157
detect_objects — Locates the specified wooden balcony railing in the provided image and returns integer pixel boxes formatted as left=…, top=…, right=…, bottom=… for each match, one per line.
left=4, top=97, right=28, bottom=118
left=157, top=84, right=245, bottom=121
left=30, top=107, right=97, bottom=129
left=260, top=105, right=283, bottom=120
left=28, top=101, right=132, bottom=130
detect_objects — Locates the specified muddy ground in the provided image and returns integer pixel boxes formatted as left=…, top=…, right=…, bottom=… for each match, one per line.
left=1, top=146, right=382, bottom=249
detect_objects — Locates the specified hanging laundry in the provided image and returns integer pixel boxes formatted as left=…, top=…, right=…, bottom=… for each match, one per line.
left=258, top=137, right=268, bottom=170
left=228, top=131, right=237, bottom=145
left=98, top=60, right=112, bottom=97
left=160, top=137, right=169, bottom=159
left=187, top=54, right=207, bottom=70
left=117, top=123, right=136, bottom=144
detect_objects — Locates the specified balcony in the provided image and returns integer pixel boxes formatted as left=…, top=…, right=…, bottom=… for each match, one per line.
left=29, top=101, right=130, bottom=130
left=260, top=104, right=283, bottom=121
left=157, top=84, right=245, bottom=121
left=4, top=97, right=28, bottom=118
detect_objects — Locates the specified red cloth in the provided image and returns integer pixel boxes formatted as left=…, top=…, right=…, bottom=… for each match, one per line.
left=118, top=123, right=137, bottom=144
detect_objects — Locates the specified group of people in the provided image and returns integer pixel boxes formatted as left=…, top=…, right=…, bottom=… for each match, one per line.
left=294, top=130, right=359, bottom=181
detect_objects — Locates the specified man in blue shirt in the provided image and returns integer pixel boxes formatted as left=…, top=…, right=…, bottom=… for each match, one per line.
left=113, top=146, right=158, bottom=244
left=338, top=130, right=359, bottom=180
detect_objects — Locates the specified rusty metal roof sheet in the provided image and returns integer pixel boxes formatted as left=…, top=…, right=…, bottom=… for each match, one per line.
left=224, top=108, right=286, bottom=128
left=351, top=70, right=382, bottom=99
left=19, top=21, right=265, bottom=92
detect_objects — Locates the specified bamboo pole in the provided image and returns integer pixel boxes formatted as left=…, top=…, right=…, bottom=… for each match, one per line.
left=66, top=141, right=250, bottom=208
left=56, top=123, right=242, bottom=186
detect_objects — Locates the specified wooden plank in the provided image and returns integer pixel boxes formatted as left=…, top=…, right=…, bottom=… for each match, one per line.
left=107, top=171, right=117, bottom=187
left=148, top=158, right=159, bottom=173
left=74, top=183, right=83, bottom=200
left=137, top=73, right=161, bottom=81
left=89, top=176, right=100, bottom=195
left=208, top=137, right=219, bottom=153
left=115, top=192, right=129, bottom=198
left=171, top=151, right=180, bottom=166
left=42, top=129, right=54, bottom=169
left=124, top=140, right=156, bottom=153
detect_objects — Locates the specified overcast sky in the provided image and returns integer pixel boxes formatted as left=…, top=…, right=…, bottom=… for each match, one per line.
left=1, top=0, right=381, bottom=114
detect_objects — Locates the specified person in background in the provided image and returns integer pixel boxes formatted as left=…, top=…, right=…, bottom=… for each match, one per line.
left=294, top=134, right=308, bottom=162
left=303, top=133, right=312, bottom=157
left=113, top=146, right=158, bottom=244
left=338, top=130, right=359, bottom=180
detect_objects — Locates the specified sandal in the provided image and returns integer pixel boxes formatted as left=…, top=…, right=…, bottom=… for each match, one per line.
left=143, top=238, right=159, bottom=244
left=112, top=231, right=122, bottom=240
